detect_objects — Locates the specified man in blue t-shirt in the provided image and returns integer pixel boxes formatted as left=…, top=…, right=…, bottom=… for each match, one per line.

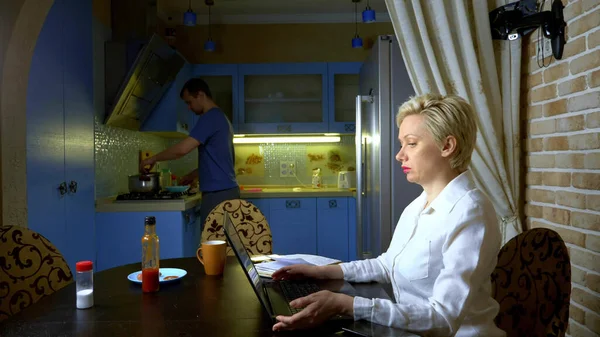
left=140, top=77, right=240, bottom=227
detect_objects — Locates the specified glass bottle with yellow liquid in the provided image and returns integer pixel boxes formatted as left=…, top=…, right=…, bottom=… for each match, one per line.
left=141, top=216, right=160, bottom=293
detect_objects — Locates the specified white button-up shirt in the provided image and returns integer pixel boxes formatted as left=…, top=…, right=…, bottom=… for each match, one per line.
left=340, top=171, right=506, bottom=337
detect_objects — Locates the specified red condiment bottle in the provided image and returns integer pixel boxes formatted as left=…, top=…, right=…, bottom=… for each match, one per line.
left=141, top=216, right=160, bottom=293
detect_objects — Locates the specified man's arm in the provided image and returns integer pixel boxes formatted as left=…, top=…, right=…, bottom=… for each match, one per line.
left=140, top=137, right=200, bottom=172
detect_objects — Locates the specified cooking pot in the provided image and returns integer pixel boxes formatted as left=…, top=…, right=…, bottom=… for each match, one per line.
left=128, top=173, right=160, bottom=193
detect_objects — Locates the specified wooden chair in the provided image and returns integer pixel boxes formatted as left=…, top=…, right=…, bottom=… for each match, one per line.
left=0, top=226, right=73, bottom=321
left=491, top=228, right=571, bottom=337
left=201, top=199, right=273, bottom=256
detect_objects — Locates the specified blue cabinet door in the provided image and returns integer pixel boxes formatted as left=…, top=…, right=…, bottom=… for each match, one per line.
left=348, top=197, right=357, bottom=261
left=27, top=0, right=96, bottom=272
left=269, top=198, right=317, bottom=255
left=95, top=212, right=186, bottom=272
left=244, top=198, right=271, bottom=219
left=63, top=0, right=95, bottom=271
left=26, top=0, right=67, bottom=263
left=192, top=64, right=239, bottom=132
left=142, top=62, right=193, bottom=135
left=317, top=198, right=349, bottom=261
left=183, top=207, right=202, bottom=257
left=327, top=62, right=362, bottom=134
left=238, top=63, right=328, bottom=134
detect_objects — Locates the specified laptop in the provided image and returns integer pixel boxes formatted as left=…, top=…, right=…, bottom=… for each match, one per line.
left=222, top=213, right=412, bottom=336
left=222, top=212, right=337, bottom=321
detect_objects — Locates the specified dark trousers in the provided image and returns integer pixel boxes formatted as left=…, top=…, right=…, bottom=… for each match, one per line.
left=199, top=186, right=241, bottom=231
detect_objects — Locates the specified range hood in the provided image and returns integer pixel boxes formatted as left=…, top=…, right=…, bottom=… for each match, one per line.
left=104, top=34, right=185, bottom=130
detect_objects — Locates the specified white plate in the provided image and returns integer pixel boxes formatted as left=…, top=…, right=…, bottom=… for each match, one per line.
left=127, top=268, right=187, bottom=284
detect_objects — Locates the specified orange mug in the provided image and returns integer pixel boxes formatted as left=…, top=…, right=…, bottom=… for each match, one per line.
left=196, top=240, right=227, bottom=276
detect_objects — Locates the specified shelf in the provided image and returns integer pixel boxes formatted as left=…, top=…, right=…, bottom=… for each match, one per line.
left=245, top=98, right=322, bottom=103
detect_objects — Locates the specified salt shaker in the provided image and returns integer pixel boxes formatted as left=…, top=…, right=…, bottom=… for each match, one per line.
left=75, top=260, right=94, bottom=309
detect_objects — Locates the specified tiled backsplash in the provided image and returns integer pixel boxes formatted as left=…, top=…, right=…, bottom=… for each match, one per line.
left=94, top=117, right=199, bottom=198
left=94, top=129, right=354, bottom=197
left=234, top=135, right=356, bottom=187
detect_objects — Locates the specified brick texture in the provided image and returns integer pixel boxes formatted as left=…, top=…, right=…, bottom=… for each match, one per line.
left=586, top=112, right=600, bottom=128
left=558, top=76, right=588, bottom=96
left=522, top=2, right=600, bottom=334
left=532, top=84, right=558, bottom=102
left=590, top=69, right=600, bottom=88
left=568, top=10, right=600, bottom=38
left=556, top=114, right=585, bottom=132
left=544, top=63, right=570, bottom=83
left=568, top=92, right=600, bottom=112
left=570, top=50, right=600, bottom=75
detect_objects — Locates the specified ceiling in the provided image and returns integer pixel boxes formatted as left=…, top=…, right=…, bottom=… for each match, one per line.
left=157, top=0, right=390, bottom=25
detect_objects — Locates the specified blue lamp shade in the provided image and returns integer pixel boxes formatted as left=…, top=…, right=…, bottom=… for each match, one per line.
left=204, top=39, right=216, bottom=52
left=362, top=8, right=376, bottom=23
left=352, top=36, right=363, bottom=49
left=183, top=10, right=197, bottom=26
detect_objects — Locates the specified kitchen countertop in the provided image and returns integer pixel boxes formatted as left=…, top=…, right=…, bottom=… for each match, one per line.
left=240, top=187, right=355, bottom=198
left=95, top=193, right=202, bottom=213
left=95, top=187, right=355, bottom=213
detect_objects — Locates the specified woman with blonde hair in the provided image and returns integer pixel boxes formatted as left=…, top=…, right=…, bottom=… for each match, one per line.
left=271, top=93, right=506, bottom=336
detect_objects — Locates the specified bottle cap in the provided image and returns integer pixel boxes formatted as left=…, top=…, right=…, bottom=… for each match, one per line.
left=76, top=260, right=93, bottom=272
left=145, top=216, right=156, bottom=225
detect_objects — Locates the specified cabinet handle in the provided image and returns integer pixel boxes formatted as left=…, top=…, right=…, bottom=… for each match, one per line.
left=344, top=124, right=355, bottom=132
left=69, top=181, right=78, bottom=194
left=277, top=125, right=292, bottom=133
left=328, top=200, right=337, bottom=208
left=58, top=182, right=67, bottom=196
left=184, top=213, right=191, bottom=223
left=285, top=200, right=300, bottom=209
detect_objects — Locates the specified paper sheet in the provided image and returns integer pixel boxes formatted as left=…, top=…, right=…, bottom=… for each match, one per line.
left=254, top=254, right=341, bottom=278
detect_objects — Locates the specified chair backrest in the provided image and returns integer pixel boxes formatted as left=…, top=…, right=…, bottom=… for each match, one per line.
left=491, top=228, right=571, bottom=337
left=0, top=226, right=73, bottom=321
left=201, top=199, right=272, bottom=256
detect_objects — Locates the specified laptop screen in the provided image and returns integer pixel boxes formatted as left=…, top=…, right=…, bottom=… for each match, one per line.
left=222, top=212, right=273, bottom=316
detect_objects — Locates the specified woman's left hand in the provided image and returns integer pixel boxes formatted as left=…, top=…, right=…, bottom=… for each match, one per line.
left=272, top=290, right=353, bottom=331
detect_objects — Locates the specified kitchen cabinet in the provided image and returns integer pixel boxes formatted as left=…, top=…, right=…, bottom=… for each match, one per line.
left=246, top=196, right=356, bottom=262
left=268, top=198, right=318, bottom=255
left=26, top=0, right=95, bottom=272
left=141, top=62, right=194, bottom=136
left=328, top=62, right=361, bottom=134
left=317, top=197, right=349, bottom=262
left=238, top=63, right=328, bottom=134
left=95, top=209, right=202, bottom=272
left=245, top=198, right=271, bottom=217
left=191, top=64, right=239, bottom=132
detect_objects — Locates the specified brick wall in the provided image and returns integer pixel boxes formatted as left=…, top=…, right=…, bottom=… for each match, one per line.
left=522, top=0, right=600, bottom=336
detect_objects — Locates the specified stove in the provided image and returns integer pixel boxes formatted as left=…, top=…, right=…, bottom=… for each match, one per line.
left=115, top=190, right=195, bottom=201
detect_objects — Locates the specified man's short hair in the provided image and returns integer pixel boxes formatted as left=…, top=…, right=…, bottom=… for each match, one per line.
left=180, top=77, right=212, bottom=99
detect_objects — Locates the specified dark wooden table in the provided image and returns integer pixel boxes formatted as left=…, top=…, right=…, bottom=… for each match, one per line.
left=0, top=257, right=411, bottom=337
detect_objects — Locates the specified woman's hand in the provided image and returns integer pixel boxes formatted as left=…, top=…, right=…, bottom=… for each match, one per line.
left=271, top=264, right=343, bottom=281
left=272, top=291, right=353, bottom=331
left=272, top=264, right=322, bottom=281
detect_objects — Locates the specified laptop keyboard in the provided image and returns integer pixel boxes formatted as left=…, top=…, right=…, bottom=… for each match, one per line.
left=279, top=281, right=321, bottom=314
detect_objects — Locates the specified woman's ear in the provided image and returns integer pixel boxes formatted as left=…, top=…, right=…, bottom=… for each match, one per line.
left=441, top=136, right=457, bottom=158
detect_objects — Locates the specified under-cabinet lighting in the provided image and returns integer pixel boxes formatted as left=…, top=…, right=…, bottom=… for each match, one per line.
left=233, top=136, right=341, bottom=144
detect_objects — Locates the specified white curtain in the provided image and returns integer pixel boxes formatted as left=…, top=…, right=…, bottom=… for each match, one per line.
left=384, top=0, right=522, bottom=243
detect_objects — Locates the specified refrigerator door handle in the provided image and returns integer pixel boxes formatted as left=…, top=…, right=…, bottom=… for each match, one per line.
left=355, top=94, right=373, bottom=260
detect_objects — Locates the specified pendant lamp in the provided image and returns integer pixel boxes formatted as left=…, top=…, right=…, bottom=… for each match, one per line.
left=183, top=0, right=197, bottom=26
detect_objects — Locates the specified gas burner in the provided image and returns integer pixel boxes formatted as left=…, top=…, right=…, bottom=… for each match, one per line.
left=116, top=190, right=193, bottom=201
